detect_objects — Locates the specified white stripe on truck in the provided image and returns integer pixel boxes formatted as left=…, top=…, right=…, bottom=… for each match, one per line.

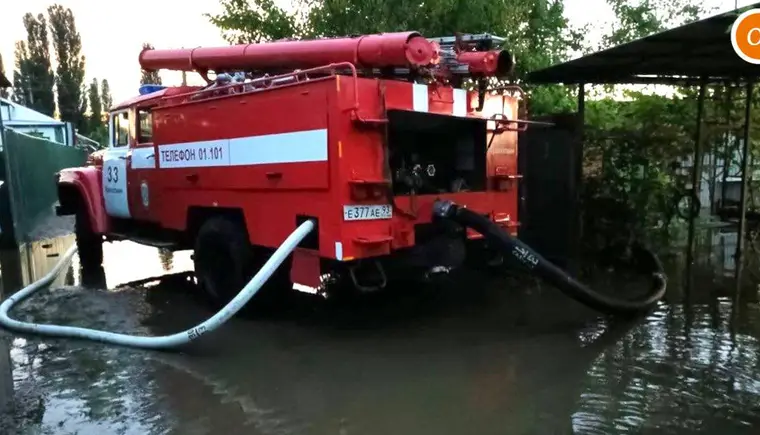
left=412, top=83, right=468, bottom=116
left=412, top=83, right=429, bottom=112
left=154, top=128, right=328, bottom=169
left=453, top=88, right=467, bottom=116
left=131, top=147, right=157, bottom=169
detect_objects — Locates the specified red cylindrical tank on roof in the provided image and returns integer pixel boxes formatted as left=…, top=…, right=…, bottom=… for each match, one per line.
left=139, top=32, right=437, bottom=72
left=456, top=50, right=514, bottom=77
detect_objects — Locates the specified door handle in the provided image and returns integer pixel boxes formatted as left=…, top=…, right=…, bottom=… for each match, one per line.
left=186, top=173, right=199, bottom=183
left=118, top=156, right=127, bottom=160
left=146, top=153, right=155, bottom=159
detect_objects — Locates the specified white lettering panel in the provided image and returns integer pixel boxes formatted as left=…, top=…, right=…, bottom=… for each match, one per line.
left=102, top=148, right=130, bottom=218
left=156, top=129, right=329, bottom=169
left=158, top=140, right=230, bottom=168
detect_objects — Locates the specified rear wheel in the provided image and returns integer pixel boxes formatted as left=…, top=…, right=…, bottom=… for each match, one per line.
left=193, top=216, right=291, bottom=312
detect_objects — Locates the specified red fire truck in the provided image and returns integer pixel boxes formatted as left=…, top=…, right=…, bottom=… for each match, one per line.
left=54, top=32, right=666, bottom=314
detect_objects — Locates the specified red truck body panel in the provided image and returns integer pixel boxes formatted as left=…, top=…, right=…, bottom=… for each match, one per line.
left=149, top=78, right=335, bottom=251
left=60, top=32, right=525, bottom=290
left=103, top=75, right=519, bottom=261
left=57, top=166, right=109, bottom=234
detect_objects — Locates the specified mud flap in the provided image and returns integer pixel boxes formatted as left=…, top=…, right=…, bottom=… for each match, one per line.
left=290, top=248, right=321, bottom=289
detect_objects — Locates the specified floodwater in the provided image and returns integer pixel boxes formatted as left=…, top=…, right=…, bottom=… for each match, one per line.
left=1, top=226, right=760, bottom=434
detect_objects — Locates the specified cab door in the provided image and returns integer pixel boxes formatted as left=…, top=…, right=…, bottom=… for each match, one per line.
left=128, top=106, right=157, bottom=221
left=102, top=110, right=131, bottom=219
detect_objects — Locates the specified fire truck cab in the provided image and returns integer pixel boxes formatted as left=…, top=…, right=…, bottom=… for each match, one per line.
left=54, top=32, right=527, bottom=308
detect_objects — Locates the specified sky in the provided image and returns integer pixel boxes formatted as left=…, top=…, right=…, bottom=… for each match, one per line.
left=0, top=0, right=752, bottom=106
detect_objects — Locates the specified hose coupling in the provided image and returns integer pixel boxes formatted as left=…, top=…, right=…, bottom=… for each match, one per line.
left=432, top=199, right=457, bottom=219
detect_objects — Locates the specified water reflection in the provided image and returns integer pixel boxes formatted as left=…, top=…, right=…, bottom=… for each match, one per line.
left=0, top=236, right=192, bottom=434
left=574, top=300, right=760, bottom=434
left=0, top=234, right=79, bottom=426
left=100, top=241, right=192, bottom=288
left=0, top=234, right=77, bottom=294
left=0, top=227, right=759, bottom=434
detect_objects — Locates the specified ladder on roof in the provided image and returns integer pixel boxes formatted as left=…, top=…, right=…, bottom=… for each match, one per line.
left=427, top=33, right=506, bottom=48
left=379, top=34, right=509, bottom=79
left=429, top=34, right=508, bottom=76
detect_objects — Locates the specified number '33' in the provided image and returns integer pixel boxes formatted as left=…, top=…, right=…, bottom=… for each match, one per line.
left=106, top=166, right=119, bottom=183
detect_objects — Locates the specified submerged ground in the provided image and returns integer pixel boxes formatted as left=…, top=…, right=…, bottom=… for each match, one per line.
left=0, top=225, right=759, bottom=434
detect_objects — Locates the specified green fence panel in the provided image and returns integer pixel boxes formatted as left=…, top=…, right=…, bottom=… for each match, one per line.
left=2, top=129, right=88, bottom=244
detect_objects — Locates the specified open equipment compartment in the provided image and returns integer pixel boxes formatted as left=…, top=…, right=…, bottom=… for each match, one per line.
left=386, top=109, right=488, bottom=196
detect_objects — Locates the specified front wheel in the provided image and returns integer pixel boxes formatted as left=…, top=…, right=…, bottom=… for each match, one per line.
left=75, top=208, right=103, bottom=273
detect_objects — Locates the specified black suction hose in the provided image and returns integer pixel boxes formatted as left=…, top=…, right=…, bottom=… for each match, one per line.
left=432, top=200, right=668, bottom=316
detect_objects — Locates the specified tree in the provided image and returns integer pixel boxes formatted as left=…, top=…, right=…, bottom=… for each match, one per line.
left=87, top=77, right=107, bottom=144
left=11, top=13, right=55, bottom=115
left=100, top=79, right=112, bottom=112
left=48, top=4, right=87, bottom=131
left=511, top=0, right=587, bottom=115
left=88, top=78, right=102, bottom=128
left=11, top=42, right=30, bottom=105
left=0, top=53, right=8, bottom=99
left=578, top=0, right=715, bottom=248
left=206, top=0, right=585, bottom=115
left=601, top=0, right=707, bottom=48
left=140, top=43, right=162, bottom=85
left=206, top=0, right=304, bottom=44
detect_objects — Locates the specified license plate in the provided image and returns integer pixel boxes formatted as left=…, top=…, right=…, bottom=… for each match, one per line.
left=343, top=204, right=392, bottom=221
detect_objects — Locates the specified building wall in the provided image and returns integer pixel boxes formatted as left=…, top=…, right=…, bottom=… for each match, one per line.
left=698, top=177, right=742, bottom=209
left=1, top=98, right=70, bottom=146
left=683, top=133, right=760, bottom=212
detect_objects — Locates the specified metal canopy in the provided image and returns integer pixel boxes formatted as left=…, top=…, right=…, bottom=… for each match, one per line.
left=528, top=4, right=760, bottom=85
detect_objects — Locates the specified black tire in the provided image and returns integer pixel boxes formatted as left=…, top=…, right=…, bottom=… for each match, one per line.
left=75, top=208, right=103, bottom=273
left=675, top=190, right=701, bottom=221
left=193, top=216, right=291, bottom=312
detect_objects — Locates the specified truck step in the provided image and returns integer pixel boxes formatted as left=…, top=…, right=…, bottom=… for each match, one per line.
left=109, top=233, right=176, bottom=249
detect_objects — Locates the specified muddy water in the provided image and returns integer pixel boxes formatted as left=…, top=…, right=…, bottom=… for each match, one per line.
left=1, top=228, right=760, bottom=434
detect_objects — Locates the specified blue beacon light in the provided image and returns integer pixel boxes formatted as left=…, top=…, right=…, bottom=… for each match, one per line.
left=138, top=84, right=167, bottom=95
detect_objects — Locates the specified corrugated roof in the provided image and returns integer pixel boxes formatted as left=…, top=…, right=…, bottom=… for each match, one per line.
left=0, top=97, right=64, bottom=126
left=528, top=4, right=760, bottom=85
